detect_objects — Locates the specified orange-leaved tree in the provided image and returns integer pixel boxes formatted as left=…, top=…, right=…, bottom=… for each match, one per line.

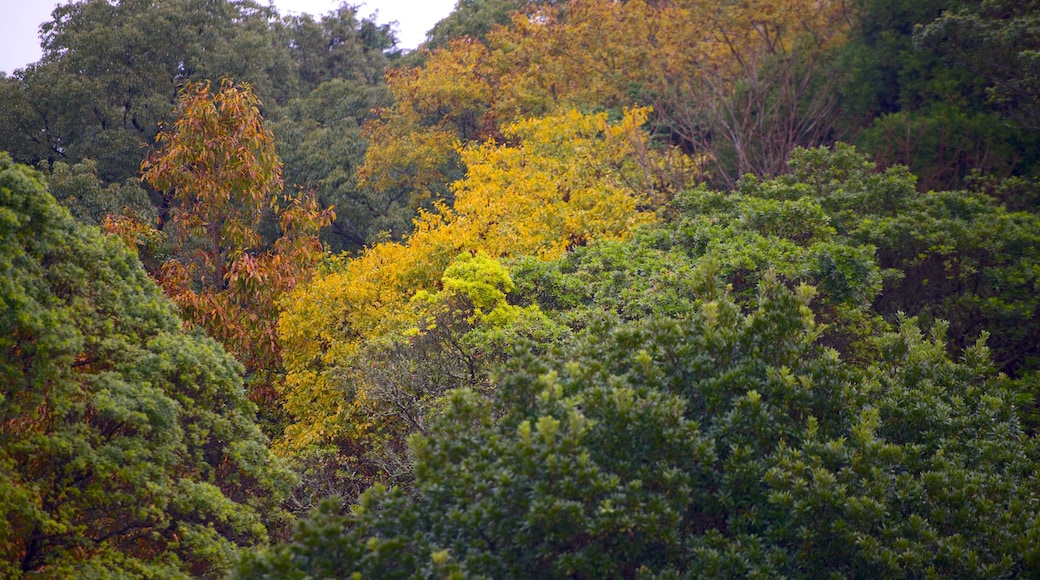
left=141, top=79, right=333, bottom=409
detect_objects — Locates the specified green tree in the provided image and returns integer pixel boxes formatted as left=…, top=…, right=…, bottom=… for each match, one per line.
left=0, top=0, right=295, bottom=185
left=756, top=144, right=1040, bottom=377
left=40, top=159, right=155, bottom=228
left=238, top=276, right=1040, bottom=578
left=271, top=4, right=400, bottom=251
left=276, top=5, right=398, bottom=96
left=424, top=0, right=549, bottom=49
left=273, top=78, right=396, bottom=252
left=833, top=0, right=1040, bottom=189
left=917, top=0, right=1040, bottom=129
left=0, top=154, right=295, bottom=577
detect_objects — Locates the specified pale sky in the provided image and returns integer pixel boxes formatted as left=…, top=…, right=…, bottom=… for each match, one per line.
left=0, top=0, right=458, bottom=76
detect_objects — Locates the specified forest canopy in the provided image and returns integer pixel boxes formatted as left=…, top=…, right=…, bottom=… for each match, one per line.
left=2, top=0, right=1040, bottom=577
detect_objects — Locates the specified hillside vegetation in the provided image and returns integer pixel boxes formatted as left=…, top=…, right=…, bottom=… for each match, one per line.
left=2, top=0, right=1040, bottom=577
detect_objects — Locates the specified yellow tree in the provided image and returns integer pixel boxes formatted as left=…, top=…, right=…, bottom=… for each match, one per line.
left=451, top=107, right=664, bottom=258
left=358, top=38, right=497, bottom=201
left=661, top=0, right=852, bottom=184
left=487, top=0, right=675, bottom=117
left=141, top=79, right=333, bottom=408
left=360, top=0, right=850, bottom=197
left=277, top=109, right=662, bottom=489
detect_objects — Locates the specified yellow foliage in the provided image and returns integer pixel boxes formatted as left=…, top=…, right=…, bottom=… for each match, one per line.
left=278, top=108, right=658, bottom=453
left=360, top=0, right=850, bottom=197
left=452, top=108, right=656, bottom=259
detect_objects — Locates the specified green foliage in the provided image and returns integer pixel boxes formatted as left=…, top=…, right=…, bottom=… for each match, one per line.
left=521, top=141, right=1040, bottom=417
left=8, top=0, right=1040, bottom=574
left=836, top=0, right=1040, bottom=189
left=245, top=142, right=1040, bottom=576
left=414, top=251, right=524, bottom=326
left=917, top=0, right=1040, bottom=129
left=275, top=5, right=398, bottom=96
left=238, top=276, right=1040, bottom=578
left=271, top=6, right=400, bottom=251
left=424, top=0, right=548, bottom=49
left=507, top=152, right=885, bottom=361
left=855, top=104, right=1031, bottom=191
left=40, top=159, right=155, bottom=228
left=0, top=155, right=294, bottom=577
left=273, top=78, right=397, bottom=252
left=760, top=144, right=1040, bottom=377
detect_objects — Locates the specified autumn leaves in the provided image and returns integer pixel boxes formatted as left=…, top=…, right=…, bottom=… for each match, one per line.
left=130, top=0, right=857, bottom=500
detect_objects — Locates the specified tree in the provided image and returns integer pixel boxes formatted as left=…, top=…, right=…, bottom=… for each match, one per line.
left=424, top=0, right=549, bottom=49
left=651, top=0, right=851, bottom=186
left=0, top=154, right=295, bottom=577
left=282, top=251, right=565, bottom=513
left=0, top=0, right=295, bottom=185
left=356, top=36, right=494, bottom=208
left=245, top=142, right=1040, bottom=575
left=828, top=0, right=1040, bottom=190
left=758, top=144, right=1040, bottom=378
left=40, top=159, right=155, bottom=229
left=238, top=275, right=1040, bottom=577
left=273, top=78, right=395, bottom=252
left=276, top=109, right=660, bottom=498
left=918, top=0, right=1040, bottom=129
left=141, top=79, right=333, bottom=411
left=271, top=5, right=401, bottom=251
left=450, top=107, right=665, bottom=258
left=0, top=1, right=405, bottom=252
left=276, top=5, right=399, bottom=96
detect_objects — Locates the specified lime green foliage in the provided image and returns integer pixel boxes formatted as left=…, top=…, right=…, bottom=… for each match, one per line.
left=238, top=276, right=1040, bottom=578
left=414, top=252, right=524, bottom=327
left=0, top=155, right=294, bottom=577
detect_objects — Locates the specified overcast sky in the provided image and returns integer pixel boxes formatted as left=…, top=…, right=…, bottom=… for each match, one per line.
left=0, top=0, right=457, bottom=75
